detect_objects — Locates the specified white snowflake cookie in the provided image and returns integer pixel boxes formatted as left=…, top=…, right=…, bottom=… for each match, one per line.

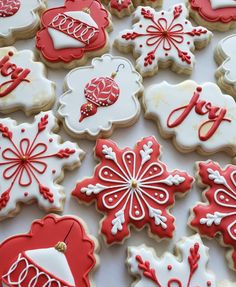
left=0, top=0, right=46, bottom=46
left=58, top=54, right=143, bottom=140
left=127, top=235, right=217, bottom=287
left=0, top=111, right=84, bottom=220
left=0, top=46, right=55, bottom=115
left=144, top=80, right=236, bottom=155
left=215, top=34, right=236, bottom=98
left=115, top=3, right=212, bottom=77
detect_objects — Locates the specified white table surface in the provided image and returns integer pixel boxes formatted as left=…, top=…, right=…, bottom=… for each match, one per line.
left=0, top=0, right=235, bottom=285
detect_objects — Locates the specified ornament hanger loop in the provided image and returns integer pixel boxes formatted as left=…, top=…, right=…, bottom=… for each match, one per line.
left=116, top=64, right=125, bottom=74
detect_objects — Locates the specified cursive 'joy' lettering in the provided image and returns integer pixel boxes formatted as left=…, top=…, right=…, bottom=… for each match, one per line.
left=0, top=51, right=30, bottom=97
left=167, top=87, right=231, bottom=141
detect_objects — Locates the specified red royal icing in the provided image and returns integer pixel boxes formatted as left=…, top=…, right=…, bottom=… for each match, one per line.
left=36, top=0, right=110, bottom=64
left=167, top=87, right=231, bottom=141
left=191, top=161, right=236, bottom=270
left=0, top=51, right=30, bottom=97
left=0, top=214, right=96, bottom=287
left=189, top=0, right=236, bottom=24
left=109, top=0, right=158, bottom=13
left=136, top=243, right=200, bottom=287
left=0, top=0, right=21, bottom=17
left=72, top=136, right=193, bottom=244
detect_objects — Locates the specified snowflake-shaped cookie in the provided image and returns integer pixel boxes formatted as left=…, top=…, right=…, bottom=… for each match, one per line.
left=102, top=0, right=162, bottom=18
left=190, top=161, right=236, bottom=270
left=73, top=136, right=193, bottom=244
left=115, top=3, right=212, bottom=77
left=0, top=111, right=84, bottom=220
left=127, top=234, right=216, bottom=287
left=0, top=0, right=46, bottom=46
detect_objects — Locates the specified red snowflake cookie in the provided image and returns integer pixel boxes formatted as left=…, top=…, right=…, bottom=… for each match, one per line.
left=73, top=136, right=193, bottom=244
left=190, top=161, right=236, bottom=270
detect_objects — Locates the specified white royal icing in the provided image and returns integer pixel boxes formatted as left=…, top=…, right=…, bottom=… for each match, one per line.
left=144, top=80, right=236, bottom=155
left=0, top=46, right=55, bottom=115
left=217, top=34, right=236, bottom=87
left=58, top=54, right=143, bottom=139
left=48, top=10, right=99, bottom=50
left=116, top=4, right=212, bottom=76
left=210, top=0, right=236, bottom=9
left=0, top=0, right=45, bottom=39
left=127, top=234, right=216, bottom=287
left=0, top=111, right=84, bottom=218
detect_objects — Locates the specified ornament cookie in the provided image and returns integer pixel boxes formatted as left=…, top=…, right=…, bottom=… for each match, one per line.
left=0, top=46, right=55, bottom=115
left=36, top=0, right=112, bottom=69
left=0, top=0, right=46, bottom=46
left=127, top=235, right=217, bottom=287
left=0, top=111, right=84, bottom=220
left=215, top=34, right=236, bottom=99
left=72, top=136, right=193, bottom=245
left=189, top=0, right=236, bottom=31
left=58, top=54, right=143, bottom=140
left=190, top=161, right=236, bottom=271
left=115, top=3, right=212, bottom=77
left=102, top=0, right=162, bottom=18
left=0, top=214, right=98, bottom=287
left=144, top=80, right=236, bottom=155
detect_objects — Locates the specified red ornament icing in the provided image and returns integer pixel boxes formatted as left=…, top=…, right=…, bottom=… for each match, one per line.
left=0, top=114, right=76, bottom=210
left=79, top=65, right=124, bottom=122
left=72, top=136, right=193, bottom=244
left=121, top=6, right=207, bottom=67
left=0, top=51, right=30, bottom=97
left=189, top=0, right=236, bottom=24
left=167, top=87, right=231, bottom=141
left=191, top=161, right=236, bottom=270
left=0, top=214, right=97, bottom=287
left=36, top=0, right=110, bottom=64
left=0, top=0, right=21, bottom=17
left=135, top=243, right=200, bottom=287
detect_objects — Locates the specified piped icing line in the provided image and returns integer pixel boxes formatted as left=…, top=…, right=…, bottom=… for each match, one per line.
left=143, top=80, right=236, bottom=155
left=72, top=136, right=193, bottom=244
left=127, top=235, right=216, bottom=287
left=190, top=160, right=236, bottom=271
left=0, top=111, right=84, bottom=220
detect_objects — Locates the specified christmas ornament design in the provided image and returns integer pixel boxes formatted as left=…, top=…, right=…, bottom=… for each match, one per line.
left=0, top=46, right=55, bottom=115
left=36, top=0, right=111, bottom=69
left=127, top=235, right=216, bottom=287
left=0, top=0, right=46, bottom=46
left=190, top=161, right=236, bottom=271
left=115, top=3, right=212, bottom=77
left=73, top=136, right=193, bottom=244
left=215, top=34, right=236, bottom=98
left=0, top=0, right=21, bottom=17
left=144, top=80, right=236, bottom=155
left=0, top=214, right=98, bottom=287
left=189, top=0, right=236, bottom=31
left=102, top=0, right=162, bottom=18
left=0, top=111, right=84, bottom=220
left=58, top=54, right=143, bottom=140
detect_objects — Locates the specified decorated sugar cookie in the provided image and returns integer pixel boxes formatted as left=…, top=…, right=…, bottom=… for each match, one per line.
left=0, top=0, right=46, bottom=46
left=115, top=3, right=212, bottom=77
left=0, top=111, right=84, bottom=220
left=189, top=0, right=236, bottom=31
left=127, top=235, right=217, bottom=287
left=144, top=81, right=236, bottom=155
left=0, top=46, right=55, bottom=115
left=36, top=0, right=112, bottom=69
left=102, top=0, right=162, bottom=18
left=215, top=34, right=236, bottom=98
left=190, top=161, right=236, bottom=271
left=0, top=214, right=98, bottom=287
left=73, top=136, right=193, bottom=244
left=58, top=54, right=143, bottom=140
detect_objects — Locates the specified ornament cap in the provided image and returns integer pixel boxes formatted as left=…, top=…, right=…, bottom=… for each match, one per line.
left=55, top=241, right=67, bottom=253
